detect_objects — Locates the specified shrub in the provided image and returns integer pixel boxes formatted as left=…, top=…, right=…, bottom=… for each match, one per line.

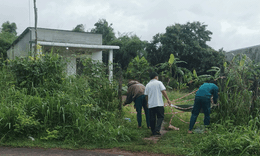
left=0, top=55, right=140, bottom=145
left=192, top=117, right=260, bottom=155
left=9, top=53, right=66, bottom=95
left=125, top=56, right=150, bottom=84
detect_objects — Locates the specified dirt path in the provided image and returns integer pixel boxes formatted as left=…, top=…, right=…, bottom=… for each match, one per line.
left=0, top=146, right=175, bottom=156
left=143, top=121, right=169, bottom=143
left=0, top=122, right=174, bottom=156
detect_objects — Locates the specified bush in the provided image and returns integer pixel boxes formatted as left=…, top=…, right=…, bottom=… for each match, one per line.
left=192, top=117, right=260, bottom=155
left=0, top=55, right=140, bottom=145
left=125, top=56, right=150, bottom=84
left=212, top=54, right=256, bottom=125
left=9, top=53, right=66, bottom=95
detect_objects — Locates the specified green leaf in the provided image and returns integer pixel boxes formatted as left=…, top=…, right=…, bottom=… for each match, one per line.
left=224, top=62, right=227, bottom=68
left=168, top=54, right=175, bottom=65
left=239, top=59, right=245, bottom=67
left=193, top=69, right=198, bottom=78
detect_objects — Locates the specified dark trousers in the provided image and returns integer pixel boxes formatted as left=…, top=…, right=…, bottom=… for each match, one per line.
left=189, top=96, right=211, bottom=131
left=149, top=106, right=164, bottom=134
left=135, top=95, right=150, bottom=128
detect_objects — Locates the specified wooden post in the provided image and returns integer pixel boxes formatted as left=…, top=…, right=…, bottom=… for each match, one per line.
left=34, top=0, right=37, bottom=57
left=108, top=49, right=113, bottom=82
left=118, top=66, right=122, bottom=112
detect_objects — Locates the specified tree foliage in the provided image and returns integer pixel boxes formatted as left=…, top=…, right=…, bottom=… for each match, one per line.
left=146, top=33, right=164, bottom=66
left=1, top=21, right=17, bottom=35
left=110, top=33, right=147, bottom=70
left=0, top=21, right=17, bottom=60
left=147, top=21, right=225, bottom=75
left=125, top=56, right=150, bottom=83
left=156, top=54, right=188, bottom=89
left=90, top=19, right=117, bottom=64
left=91, top=19, right=116, bottom=45
left=72, top=24, right=85, bottom=32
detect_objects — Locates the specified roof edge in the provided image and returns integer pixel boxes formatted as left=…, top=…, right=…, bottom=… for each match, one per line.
left=228, top=44, right=260, bottom=53
left=7, top=27, right=103, bottom=51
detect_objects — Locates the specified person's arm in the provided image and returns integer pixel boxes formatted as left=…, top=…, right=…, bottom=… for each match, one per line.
left=123, top=87, right=133, bottom=106
left=162, top=90, right=171, bottom=105
left=212, top=86, right=219, bottom=104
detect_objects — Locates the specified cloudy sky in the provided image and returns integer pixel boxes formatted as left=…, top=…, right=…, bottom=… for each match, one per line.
left=1, top=0, right=260, bottom=51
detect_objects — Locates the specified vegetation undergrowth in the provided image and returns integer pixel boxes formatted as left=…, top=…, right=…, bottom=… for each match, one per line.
left=0, top=54, right=145, bottom=148
left=1, top=52, right=260, bottom=156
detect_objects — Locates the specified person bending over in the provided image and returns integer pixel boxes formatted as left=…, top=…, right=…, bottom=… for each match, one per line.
left=188, top=82, right=219, bottom=134
left=123, top=80, right=150, bottom=128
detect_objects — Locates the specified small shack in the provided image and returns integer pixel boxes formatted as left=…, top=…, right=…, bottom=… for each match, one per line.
left=7, top=27, right=119, bottom=80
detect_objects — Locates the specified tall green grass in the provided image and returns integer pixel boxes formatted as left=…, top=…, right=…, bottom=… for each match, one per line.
left=189, top=55, right=260, bottom=155
left=191, top=116, right=260, bottom=156
left=0, top=54, right=143, bottom=145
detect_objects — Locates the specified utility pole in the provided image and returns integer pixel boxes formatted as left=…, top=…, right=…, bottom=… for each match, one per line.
left=34, top=0, right=37, bottom=57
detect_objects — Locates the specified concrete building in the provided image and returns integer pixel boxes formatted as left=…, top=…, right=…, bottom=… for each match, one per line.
left=225, top=44, right=260, bottom=62
left=7, top=27, right=119, bottom=80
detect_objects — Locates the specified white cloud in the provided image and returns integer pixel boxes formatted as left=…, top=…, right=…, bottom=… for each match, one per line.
left=220, top=21, right=233, bottom=33
left=1, top=0, right=260, bottom=51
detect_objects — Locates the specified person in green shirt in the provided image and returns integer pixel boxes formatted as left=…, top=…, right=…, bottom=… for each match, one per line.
left=188, top=82, right=219, bottom=134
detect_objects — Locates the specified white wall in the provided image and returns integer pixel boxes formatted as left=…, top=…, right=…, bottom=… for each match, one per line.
left=7, top=32, right=31, bottom=59
left=92, top=51, right=102, bottom=62
left=31, top=28, right=102, bottom=45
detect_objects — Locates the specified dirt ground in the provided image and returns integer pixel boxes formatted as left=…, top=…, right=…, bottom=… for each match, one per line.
left=0, top=147, right=176, bottom=156
left=0, top=122, right=175, bottom=156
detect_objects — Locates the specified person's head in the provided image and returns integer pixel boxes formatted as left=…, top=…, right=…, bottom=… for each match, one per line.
left=149, top=72, right=158, bottom=80
left=127, top=79, right=139, bottom=87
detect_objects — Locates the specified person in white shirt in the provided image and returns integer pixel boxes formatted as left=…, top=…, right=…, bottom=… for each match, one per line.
left=144, top=72, right=171, bottom=136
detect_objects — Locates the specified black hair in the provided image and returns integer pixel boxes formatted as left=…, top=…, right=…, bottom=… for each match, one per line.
left=149, top=72, right=158, bottom=80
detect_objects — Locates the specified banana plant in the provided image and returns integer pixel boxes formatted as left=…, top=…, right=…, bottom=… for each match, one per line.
left=157, top=54, right=187, bottom=88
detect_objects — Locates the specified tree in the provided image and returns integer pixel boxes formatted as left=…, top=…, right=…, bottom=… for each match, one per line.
left=0, top=21, right=17, bottom=61
left=91, top=19, right=116, bottom=45
left=147, top=21, right=225, bottom=75
left=146, top=33, right=164, bottom=66
left=91, top=19, right=116, bottom=64
left=156, top=54, right=187, bottom=89
left=110, top=33, right=147, bottom=70
left=125, top=56, right=151, bottom=83
left=72, top=24, right=85, bottom=32
left=1, top=21, right=17, bottom=35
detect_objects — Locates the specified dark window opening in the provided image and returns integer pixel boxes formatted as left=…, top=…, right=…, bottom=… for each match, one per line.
left=76, top=58, right=84, bottom=75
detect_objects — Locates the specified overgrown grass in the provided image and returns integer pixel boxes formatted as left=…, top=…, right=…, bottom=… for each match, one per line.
left=1, top=53, right=260, bottom=155
left=1, top=86, right=259, bottom=155
left=120, top=90, right=260, bottom=156
left=0, top=55, right=146, bottom=147
left=120, top=91, right=206, bottom=155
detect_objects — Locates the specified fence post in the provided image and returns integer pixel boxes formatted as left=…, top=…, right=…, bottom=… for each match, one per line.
left=118, top=66, right=123, bottom=112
